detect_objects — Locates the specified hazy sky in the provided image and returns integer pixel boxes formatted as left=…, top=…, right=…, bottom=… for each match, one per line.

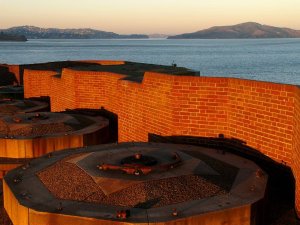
left=1, top=0, right=300, bottom=34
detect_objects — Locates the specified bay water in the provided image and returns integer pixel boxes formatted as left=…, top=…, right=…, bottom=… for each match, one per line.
left=0, top=38, right=299, bottom=85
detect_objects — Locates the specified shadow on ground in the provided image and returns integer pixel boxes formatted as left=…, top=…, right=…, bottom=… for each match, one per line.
left=0, top=132, right=299, bottom=225
left=0, top=66, right=18, bottom=86
left=148, top=133, right=300, bottom=225
left=64, top=107, right=118, bottom=143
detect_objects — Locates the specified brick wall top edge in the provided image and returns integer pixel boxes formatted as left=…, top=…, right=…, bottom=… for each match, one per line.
left=23, top=69, right=58, bottom=75
left=1, top=60, right=125, bottom=66
left=61, top=68, right=126, bottom=79
left=0, top=64, right=19, bottom=68
left=143, top=72, right=216, bottom=82
left=173, top=75, right=297, bottom=89
left=143, top=72, right=176, bottom=81
left=11, top=63, right=300, bottom=91
left=78, top=60, right=125, bottom=65
left=143, top=72, right=228, bottom=83
left=174, top=76, right=228, bottom=83
left=143, top=72, right=300, bottom=89
left=228, top=77, right=297, bottom=90
left=0, top=63, right=17, bottom=66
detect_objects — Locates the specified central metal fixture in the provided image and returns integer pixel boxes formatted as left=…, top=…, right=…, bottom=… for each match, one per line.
left=97, top=152, right=182, bottom=175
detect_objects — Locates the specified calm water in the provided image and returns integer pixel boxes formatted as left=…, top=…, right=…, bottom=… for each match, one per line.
left=0, top=39, right=300, bottom=85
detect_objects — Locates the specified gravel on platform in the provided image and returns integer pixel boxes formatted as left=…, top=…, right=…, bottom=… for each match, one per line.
left=99, top=175, right=226, bottom=208
left=0, top=122, right=73, bottom=137
left=38, top=156, right=227, bottom=208
left=38, top=159, right=103, bottom=201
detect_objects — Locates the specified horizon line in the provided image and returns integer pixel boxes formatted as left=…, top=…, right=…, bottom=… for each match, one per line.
left=1, top=21, right=300, bottom=36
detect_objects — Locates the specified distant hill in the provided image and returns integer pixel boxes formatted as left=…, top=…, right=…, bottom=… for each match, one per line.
left=0, top=32, right=27, bottom=42
left=0, top=26, right=149, bottom=39
left=168, top=22, right=300, bottom=39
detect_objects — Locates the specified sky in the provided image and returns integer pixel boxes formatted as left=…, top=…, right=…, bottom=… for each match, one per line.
left=1, top=0, right=300, bottom=34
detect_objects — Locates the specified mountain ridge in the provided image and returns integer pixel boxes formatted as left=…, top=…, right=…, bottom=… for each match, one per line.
left=0, top=26, right=149, bottom=39
left=168, top=22, right=300, bottom=39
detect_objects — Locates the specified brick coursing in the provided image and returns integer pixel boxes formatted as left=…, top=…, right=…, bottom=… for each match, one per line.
left=22, top=66, right=300, bottom=216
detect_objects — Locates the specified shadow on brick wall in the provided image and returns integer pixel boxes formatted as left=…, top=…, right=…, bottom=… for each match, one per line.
left=26, top=96, right=51, bottom=111
left=65, top=107, right=118, bottom=143
left=148, top=133, right=297, bottom=225
left=0, top=66, right=19, bottom=86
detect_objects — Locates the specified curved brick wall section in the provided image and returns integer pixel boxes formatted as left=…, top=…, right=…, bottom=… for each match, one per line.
left=24, top=69, right=58, bottom=98
left=169, top=76, right=228, bottom=137
left=50, top=69, right=77, bottom=110
left=23, top=68, right=300, bottom=216
left=30, top=70, right=297, bottom=163
left=5, top=61, right=125, bottom=87
left=117, top=73, right=176, bottom=141
left=61, top=69, right=125, bottom=110
left=227, top=79, right=296, bottom=165
left=294, top=87, right=300, bottom=217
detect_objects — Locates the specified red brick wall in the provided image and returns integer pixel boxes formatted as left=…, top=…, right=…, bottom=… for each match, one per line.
left=49, top=70, right=126, bottom=111
left=113, top=73, right=176, bottom=141
left=24, top=69, right=298, bottom=164
left=49, top=69, right=78, bottom=110
left=227, top=79, right=295, bottom=165
left=76, top=71, right=125, bottom=110
left=23, top=68, right=300, bottom=216
left=24, top=69, right=58, bottom=98
left=50, top=71, right=176, bottom=141
left=293, top=87, right=300, bottom=217
left=170, top=76, right=228, bottom=137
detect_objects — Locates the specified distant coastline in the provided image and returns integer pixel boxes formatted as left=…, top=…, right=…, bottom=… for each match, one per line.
left=2, top=22, right=300, bottom=40
left=0, top=32, right=27, bottom=42
left=0, top=26, right=148, bottom=39
left=168, top=22, right=300, bottom=39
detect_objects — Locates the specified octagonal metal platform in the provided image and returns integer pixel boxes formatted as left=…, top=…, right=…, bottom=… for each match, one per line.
left=3, top=142, right=267, bottom=225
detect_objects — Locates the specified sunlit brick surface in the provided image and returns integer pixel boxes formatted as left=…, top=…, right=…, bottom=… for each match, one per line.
left=16, top=61, right=300, bottom=216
